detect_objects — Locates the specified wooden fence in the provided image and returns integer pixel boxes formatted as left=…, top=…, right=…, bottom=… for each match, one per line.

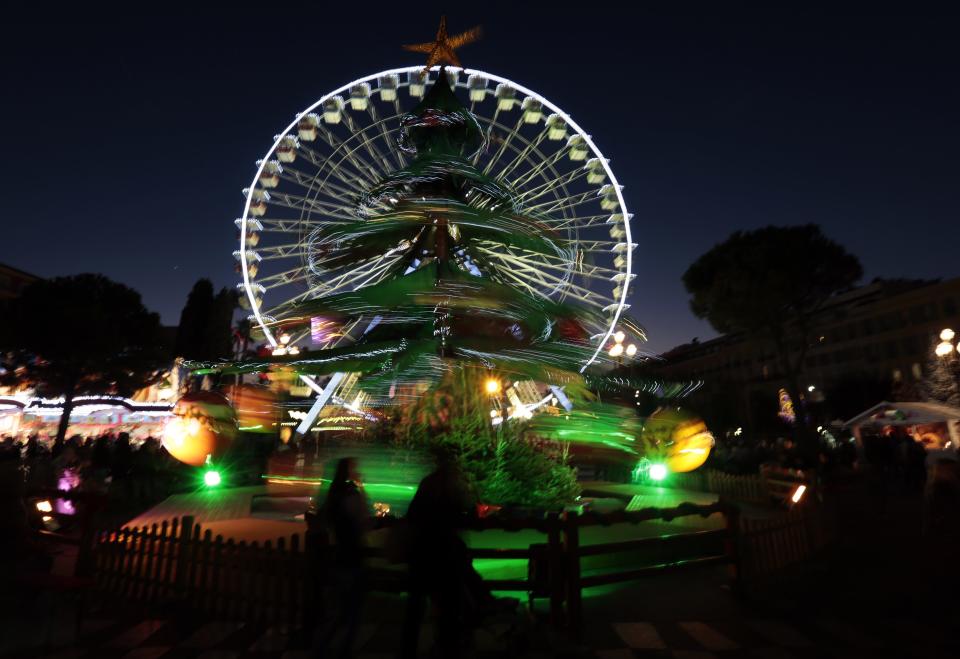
left=94, top=517, right=306, bottom=625
left=91, top=498, right=827, bottom=637
left=664, top=467, right=813, bottom=504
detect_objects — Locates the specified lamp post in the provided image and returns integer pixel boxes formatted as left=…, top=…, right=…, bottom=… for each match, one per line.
left=608, top=330, right=637, bottom=366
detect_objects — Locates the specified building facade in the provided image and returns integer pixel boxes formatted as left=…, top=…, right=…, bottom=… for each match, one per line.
left=0, top=263, right=39, bottom=302
left=655, top=277, right=960, bottom=432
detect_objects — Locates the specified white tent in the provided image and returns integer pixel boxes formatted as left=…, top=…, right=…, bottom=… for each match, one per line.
left=845, top=401, right=960, bottom=447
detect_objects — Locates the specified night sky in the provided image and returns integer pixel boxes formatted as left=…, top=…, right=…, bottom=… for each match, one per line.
left=3, top=4, right=958, bottom=354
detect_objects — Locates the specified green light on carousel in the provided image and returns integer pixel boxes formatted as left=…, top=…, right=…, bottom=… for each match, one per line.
left=648, top=463, right=668, bottom=482
left=204, top=470, right=222, bottom=487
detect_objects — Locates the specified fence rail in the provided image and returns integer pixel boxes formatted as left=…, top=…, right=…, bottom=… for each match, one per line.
left=92, top=497, right=827, bottom=638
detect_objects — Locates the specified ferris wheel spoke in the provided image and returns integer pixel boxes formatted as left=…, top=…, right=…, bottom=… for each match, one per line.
left=491, top=257, right=607, bottom=308
left=482, top=115, right=524, bottom=176
left=497, top=124, right=549, bottom=181
left=342, top=111, right=401, bottom=175
left=509, top=143, right=568, bottom=191
left=517, top=165, right=591, bottom=206
left=365, top=104, right=407, bottom=170
left=256, top=267, right=310, bottom=291
left=273, top=163, right=359, bottom=201
left=526, top=189, right=597, bottom=215
left=549, top=214, right=614, bottom=230
left=265, top=191, right=358, bottom=221
left=255, top=243, right=306, bottom=261
left=313, top=125, right=382, bottom=186
left=295, top=141, right=372, bottom=193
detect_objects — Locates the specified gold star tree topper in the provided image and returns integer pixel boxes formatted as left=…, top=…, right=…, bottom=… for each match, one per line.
left=403, top=16, right=482, bottom=68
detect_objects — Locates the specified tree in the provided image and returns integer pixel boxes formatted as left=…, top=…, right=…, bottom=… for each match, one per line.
left=0, top=274, right=167, bottom=448
left=922, top=338, right=960, bottom=406
left=682, top=225, right=862, bottom=447
left=175, top=279, right=236, bottom=361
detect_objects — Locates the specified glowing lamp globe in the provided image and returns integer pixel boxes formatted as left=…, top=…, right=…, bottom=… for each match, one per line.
left=641, top=407, right=715, bottom=473
left=648, top=463, right=668, bottom=481
left=163, top=392, right=237, bottom=468
left=940, top=328, right=955, bottom=342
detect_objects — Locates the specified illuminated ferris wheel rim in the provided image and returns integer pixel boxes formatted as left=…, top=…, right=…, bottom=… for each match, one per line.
left=238, top=65, right=634, bottom=376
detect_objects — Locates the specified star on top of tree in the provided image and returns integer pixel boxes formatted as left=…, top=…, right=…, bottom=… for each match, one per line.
left=403, top=16, right=482, bottom=69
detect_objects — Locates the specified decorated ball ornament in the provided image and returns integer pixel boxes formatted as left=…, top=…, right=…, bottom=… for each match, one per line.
left=162, top=392, right=238, bottom=467
left=640, top=407, right=715, bottom=473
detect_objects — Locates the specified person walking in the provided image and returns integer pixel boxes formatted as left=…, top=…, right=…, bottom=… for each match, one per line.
left=314, top=457, right=369, bottom=659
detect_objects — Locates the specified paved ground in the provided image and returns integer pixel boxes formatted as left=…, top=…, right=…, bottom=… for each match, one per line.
left=8, top=478, right=958, bottom=658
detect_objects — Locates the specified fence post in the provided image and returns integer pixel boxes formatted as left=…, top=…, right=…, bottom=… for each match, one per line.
left=563, top=511, right=582, bottom=642
left=546, top=512, right=565, bottom=629
left=722, top=502, right=742, bottom=593
left=174, top=515, right=195, bottom=600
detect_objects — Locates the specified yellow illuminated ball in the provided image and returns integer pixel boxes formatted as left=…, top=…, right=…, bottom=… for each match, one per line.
left=640, top=407, right=714, bottom=473
left=163, top=392, right=237, bottom=467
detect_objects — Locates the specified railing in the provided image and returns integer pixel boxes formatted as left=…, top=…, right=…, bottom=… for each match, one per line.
left=91, top=498, right=826, bottom=638
left=654, top=467, right=813, bottom=504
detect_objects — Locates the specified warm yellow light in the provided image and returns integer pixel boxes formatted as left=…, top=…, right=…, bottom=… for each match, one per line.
left=485, top=378, right=501, bottom=394
left=36, top=500, right=53, bottom=513
left=940, top=328, right=956, bottom=342
left=625, top=343, right=637, bottom=357
left=791, top=484, right=807, bottom=503
left=609, top=343, right=624, bottom=357
left=936, top=342, right=953, bottom=357
left=279, top=333, right=291, bottom=345
left=489, top=409, right=499, bottom=418
left=614, top=331, right=625, bottom=344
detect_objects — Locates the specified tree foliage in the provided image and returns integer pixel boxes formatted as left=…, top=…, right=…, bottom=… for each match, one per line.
left=683, top=225, right=862, bottom=444
left=175, top=279, right=236, bottom=361
left=0, top=274, right=167, bottom=446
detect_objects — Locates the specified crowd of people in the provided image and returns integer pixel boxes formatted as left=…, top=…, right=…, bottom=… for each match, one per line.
left=0, top=432, right=192, bottom=506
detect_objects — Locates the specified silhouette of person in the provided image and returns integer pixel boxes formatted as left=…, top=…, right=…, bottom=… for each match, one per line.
left=314, top=457, right=369, bottom=659
left=400, top=450, right=499, bottom=659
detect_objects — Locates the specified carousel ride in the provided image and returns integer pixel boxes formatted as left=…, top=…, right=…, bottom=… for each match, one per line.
left=167, top=20, right=711, bottom=492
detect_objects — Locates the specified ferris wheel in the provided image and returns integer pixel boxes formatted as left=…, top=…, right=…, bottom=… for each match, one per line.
left=234, top=66, right=636, bottom=380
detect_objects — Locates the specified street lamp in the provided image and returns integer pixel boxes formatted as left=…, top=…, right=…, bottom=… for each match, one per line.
left=935, top=328, right=960, bottom=399
left=607, top=330, right=637, bottom=363
left=936, top=327, right=960, bottom=358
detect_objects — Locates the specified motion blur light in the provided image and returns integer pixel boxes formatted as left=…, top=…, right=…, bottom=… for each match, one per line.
left=648, top=463, right=668, bottom=481
left=625, top=343, right=637, bottom=357
left=36, top=500, right=53, bottom=513
left=791, top=484, right=806, bottom=503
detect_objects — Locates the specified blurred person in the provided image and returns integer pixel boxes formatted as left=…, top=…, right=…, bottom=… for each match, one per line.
left=314, top=457, right=369, bottom=659
left=400, top=450, right=504, bottom=659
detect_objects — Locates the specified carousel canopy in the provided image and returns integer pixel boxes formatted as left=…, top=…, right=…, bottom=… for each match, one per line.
left=844, top=400, right=960, bottom=428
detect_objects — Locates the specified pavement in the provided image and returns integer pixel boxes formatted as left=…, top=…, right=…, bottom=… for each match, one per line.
left=7, top=479, right=959, bottom=658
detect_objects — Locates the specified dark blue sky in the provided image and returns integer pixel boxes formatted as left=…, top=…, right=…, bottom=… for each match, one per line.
left=2, top=4, right=958, bottom=353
